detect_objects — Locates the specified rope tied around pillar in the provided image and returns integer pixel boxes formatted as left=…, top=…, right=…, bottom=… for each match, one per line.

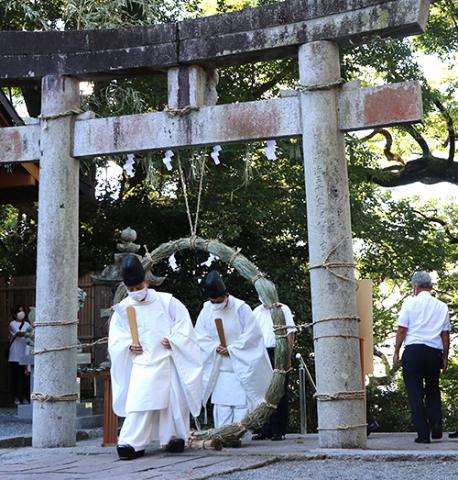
left=39, top=108, right=83, bottom=130
left=309, top=261, right=357, bottom=284
left=307, top=238, right=358, bottom=287
left=314, top=390, right=365, bottom=402
left=314, top=334, right=361, bottom=341
left=313, top=316, right=360, bottom=325
left=164, top=105, right=200, bottom=117
left=32, top=337, right=108, bottom=356
left=38, top=108, right=83, bottom=121
left=34, top=320, right=79, bottom=327
left=31, top=392, right=79, bottom=403
left=318, top=423, right=368, bottom=431
left=273, top=315, right=360, bottom=333
left=295, top=78, right=345, bottom=92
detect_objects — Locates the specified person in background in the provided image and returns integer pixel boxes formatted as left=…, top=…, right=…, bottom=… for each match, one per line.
left=252, top=298, right=296, bottom=441
left=8, top=305, right=31, bottom=405
left=393, top=271, right=450, bottom=444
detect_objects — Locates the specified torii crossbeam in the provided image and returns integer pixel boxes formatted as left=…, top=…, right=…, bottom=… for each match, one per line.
left=0, top=0, right=432, bottom=449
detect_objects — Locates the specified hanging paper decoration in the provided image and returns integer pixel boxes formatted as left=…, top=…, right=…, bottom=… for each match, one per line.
left=200, top=253, right=219, bottom=267
left=123, top=154, right=136, bottom=177
left=264, top=140, right=277, bottom=160
left=210, top=145, right=222, bottom=165
left=163, top=150, right=174, bottom=171
left=168, top=253, right=179, bottom=271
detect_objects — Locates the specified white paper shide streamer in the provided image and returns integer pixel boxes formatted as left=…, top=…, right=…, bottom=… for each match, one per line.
left=163, top=150, right=174, bottom=171
left=200, top=253, right=219, bottom=267
left=210, top=145, right=222, bottom=165
left=123, top=154, right=136, bottom=177
left=168, top=253, right=179, bottom=271
left=264, top=140, right=277, bottom=160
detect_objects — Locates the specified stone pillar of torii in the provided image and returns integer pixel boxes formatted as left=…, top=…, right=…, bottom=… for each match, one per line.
left=0, top=0, right=432, bottom=449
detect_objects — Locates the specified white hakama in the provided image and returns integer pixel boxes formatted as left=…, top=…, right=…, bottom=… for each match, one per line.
left=109, top=289, right=203, bottom=450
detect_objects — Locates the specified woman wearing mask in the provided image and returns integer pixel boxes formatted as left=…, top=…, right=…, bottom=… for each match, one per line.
left=8, top=305, right=31, bottom=405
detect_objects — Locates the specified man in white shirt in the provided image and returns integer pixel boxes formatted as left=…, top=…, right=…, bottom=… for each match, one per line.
left=252, top=299, right=296, bottom=440
left=393, top=271, right=450, bottom=444
left=194, top=271, right=272, bottom=446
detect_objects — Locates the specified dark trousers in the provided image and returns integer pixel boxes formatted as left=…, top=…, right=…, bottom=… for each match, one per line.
left=258, top=347, right=289, bottom=437
left=9, top=361, right=30, bottom=400
left=402, top=344, right=443, bottom=439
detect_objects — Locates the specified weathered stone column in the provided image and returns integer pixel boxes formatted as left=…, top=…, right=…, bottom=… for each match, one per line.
left=33, top=75, right=80, bottom=447
left=298, top=42, right=366, bottom=449
left=167, top=65, right=219, bottom=109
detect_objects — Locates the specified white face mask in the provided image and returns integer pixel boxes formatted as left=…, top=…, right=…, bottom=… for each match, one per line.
left=211, top=298, right=228, bottom=311
left=128, top=288, right=148, bottom=303
left=16, top=311, right=26, bottom=321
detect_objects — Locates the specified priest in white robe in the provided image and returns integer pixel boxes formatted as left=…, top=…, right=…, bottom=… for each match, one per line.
left=109, top=254, right=203, bottom=460
left=195, top=271, right=272, bottom=442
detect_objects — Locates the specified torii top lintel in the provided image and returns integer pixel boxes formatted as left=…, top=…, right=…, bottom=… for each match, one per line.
left=0, top=0, right=431, bottom=85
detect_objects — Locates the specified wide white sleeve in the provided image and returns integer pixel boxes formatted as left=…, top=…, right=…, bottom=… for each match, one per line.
left=108, top=309, right=134, bottom=417
left=231, top=303, right=264, bottom=349
left=194, top=307, right=220, bottom=404
left=194, top=308, right=219, bottom=361
left=227, top=303, right=273, bottom=406
left=168, top=298, right=203, bottom=417
left=398, top=297, right=412, bottom=328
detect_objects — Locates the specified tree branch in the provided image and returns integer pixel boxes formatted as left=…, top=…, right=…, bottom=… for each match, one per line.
left=361, top=128, right=404, bottom=164
left=250, top=63, right=292, bottom=99
left=367, top=156, right=458, bottom=187
left=413, top=209, right=458, bottom=244
left=434, top=99, right=456, bottom=164
left=403, top=124, right=431, bottom=157
left=360, top=113, right=458, bottom=187
left=445, top=0, right=458, bottom=28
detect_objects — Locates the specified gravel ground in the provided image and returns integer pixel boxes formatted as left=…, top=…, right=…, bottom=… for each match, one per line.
left=0, top=408, right=31, bottom=439
left=219, top=459, right=458, bottom=480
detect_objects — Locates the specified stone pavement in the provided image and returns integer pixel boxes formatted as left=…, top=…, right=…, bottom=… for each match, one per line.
left=0, top=408, right=31, bottom=444
left=0, top=408, right=103, bottom=448
left=1, top=433, right=458, bottom=480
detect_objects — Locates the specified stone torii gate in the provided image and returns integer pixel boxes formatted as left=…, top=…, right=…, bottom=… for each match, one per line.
left=0, top=0, right=432, bottom=449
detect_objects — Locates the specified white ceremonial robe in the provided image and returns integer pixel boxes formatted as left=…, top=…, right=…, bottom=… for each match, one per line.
left=109, top=289, right=203, bottom=448
left=195, top=295, right=272, bottom=427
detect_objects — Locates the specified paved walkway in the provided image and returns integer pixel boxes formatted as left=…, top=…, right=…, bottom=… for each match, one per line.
left=0, top=408, right=31, bottom=442
left=1, top=433, right=458, bottom=480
